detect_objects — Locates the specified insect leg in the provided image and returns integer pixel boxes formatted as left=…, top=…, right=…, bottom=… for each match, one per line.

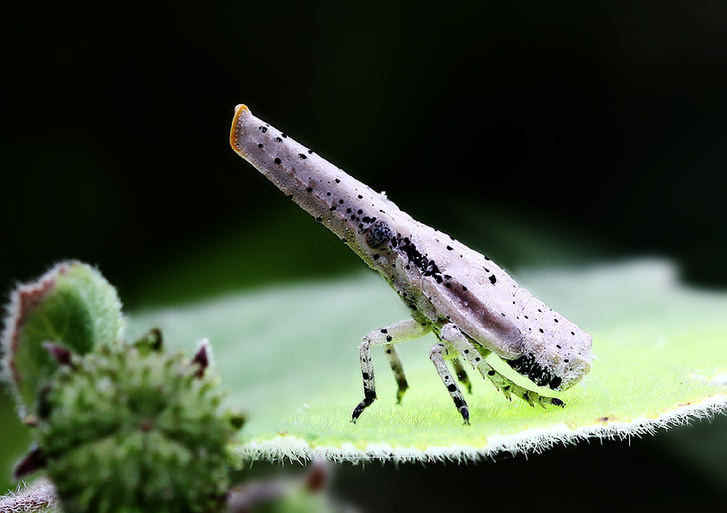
left=429, top=342, right=470, bottom=424
left=384, top=344, right=409, bottom=404
left=439, top=323, right=565, bottom=409
left=351, top=319, right=430, bottom=423
left=450, top=357, right=472, bottom=394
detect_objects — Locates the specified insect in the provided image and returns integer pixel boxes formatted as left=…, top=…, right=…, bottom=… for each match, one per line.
left=229, top=105, right=592, bottom=424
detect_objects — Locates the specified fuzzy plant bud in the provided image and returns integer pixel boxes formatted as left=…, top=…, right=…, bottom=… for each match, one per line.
left=28, top=340, right=244, bottom=513
left=1, top=261, right=124, bottom=419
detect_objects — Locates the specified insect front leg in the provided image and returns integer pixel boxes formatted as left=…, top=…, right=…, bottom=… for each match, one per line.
left=450, top=357, right=472, bottom=394
left=351, top=319, right=430, bottom=423
left=439, top=323, right=565, bottom=409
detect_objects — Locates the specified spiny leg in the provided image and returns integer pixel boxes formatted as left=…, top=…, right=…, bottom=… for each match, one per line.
left=450, top=357, right=472, bottom=394
left=384, top=343, right=408, bottom=404
left=429, top=342, right=470, bottom=424
left=439, top=323, right=564, bottom=409
left=351, top=319, right=430, bottom=423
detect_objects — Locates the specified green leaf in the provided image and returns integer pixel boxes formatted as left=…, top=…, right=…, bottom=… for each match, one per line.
left=2, top=262, right=124, bottom=418
left=128, top=260, right=727, bottom=462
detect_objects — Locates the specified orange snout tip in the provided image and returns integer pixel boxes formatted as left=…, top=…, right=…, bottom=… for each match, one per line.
left=229, top=103, right=250, bottom=154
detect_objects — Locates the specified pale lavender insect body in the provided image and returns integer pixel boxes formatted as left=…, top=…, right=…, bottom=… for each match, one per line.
left=230, top=105, right=592, bottom=424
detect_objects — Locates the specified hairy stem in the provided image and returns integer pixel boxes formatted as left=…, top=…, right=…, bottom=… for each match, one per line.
left=0, top=480, right=57, bottom=513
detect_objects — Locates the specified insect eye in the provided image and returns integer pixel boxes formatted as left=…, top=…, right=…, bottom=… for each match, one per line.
left=366, top=221, right=393, bottom=249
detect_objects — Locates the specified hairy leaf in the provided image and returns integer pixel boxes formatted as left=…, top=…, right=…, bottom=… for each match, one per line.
left=128, top=260, right=727, bottom=462
left=1, top=262, right=124, bottom=418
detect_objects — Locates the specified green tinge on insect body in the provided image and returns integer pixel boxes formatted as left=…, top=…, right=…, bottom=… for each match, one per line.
left=230, top=104, right=592, bottom=424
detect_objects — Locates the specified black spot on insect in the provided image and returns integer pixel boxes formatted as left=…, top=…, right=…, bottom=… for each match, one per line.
left=453, top=397, right=464, bottom=408
left=571, top=331, right=575, bottom=336
left=315, top=216, right=322, bottom=222
left=365, top=220, right=393, bottom=249
left=380, top=329, right=388, bottom=333
left=539, top=328, right=544, bottom=333
left=306, top=187, right=313, bottom=192
left=298, top=153, right=307, bottom=159
left=386, top=335, right=392, bottom=342
left=346, top=208, right=352, bottom=213
left=335, top=178, right=341, bottom=183
left=462, top=286, right=468, bottom=291
left=489, top=275, right=497, bottom=285
left=329, top=206, right=336, bottom=211
left=339, top=199, right=344, bottom=204
left=258, top=126, right=267, bottom=132
left=551, top=398, right=565, bottom=407
left=554, top=319, right=559, bottom=323
left=287, top=194, right=293, bottom=199
left=358, top=194, right=363, bottom=199
left=509, top=353, right=561, bottom=390
left=464, top=349, right=469, bottom=354
left=445, top=283, right=451, bottom=288
left=326, top=192, right=331, bottom=196
left=341, top=238, right=347, bottom=243
left=488, top=370, right=495, bottom=376
left=274, top=157, right=281, bottom=164
left=373, top=254, right=380, bottom=260
left=475, top=357, right=480, bottom=362
left=362, top=372, right=369, bottom=380
left=258, top=143, right=263, bottom=148
left=446, top=245, right=453, bottom=251
left=281, top=133, right=288, bottom=138
left=308, top=149, right=313, bottom=154
left=274, top=136, right=282, bottom=142
left=447, top=384, right=457, bottom=392
left=357, top=209, right=363, bottom=214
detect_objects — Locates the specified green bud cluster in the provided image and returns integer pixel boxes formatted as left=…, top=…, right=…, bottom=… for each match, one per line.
left=2, top=262, right=245, bottom=513
left=37, top=341, right=241, bottom=513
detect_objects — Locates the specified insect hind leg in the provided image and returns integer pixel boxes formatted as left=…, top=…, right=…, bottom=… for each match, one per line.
left=439, top=323, right=564, bottom=409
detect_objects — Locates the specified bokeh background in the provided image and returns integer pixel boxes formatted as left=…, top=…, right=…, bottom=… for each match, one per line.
left=2, top=0, right=726, bottom=510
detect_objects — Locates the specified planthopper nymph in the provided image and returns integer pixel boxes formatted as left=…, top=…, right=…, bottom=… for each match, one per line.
left=229, top=105, right=592, bottom=424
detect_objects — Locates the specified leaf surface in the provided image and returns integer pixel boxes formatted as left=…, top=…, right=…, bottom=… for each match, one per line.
left=128, top=260, right=727, bottom=462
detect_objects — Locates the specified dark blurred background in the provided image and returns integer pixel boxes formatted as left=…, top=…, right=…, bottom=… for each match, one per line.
left=2, top=0, right=727, bottom=510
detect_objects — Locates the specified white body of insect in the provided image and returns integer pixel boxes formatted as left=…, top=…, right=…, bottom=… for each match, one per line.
left=230, top=105, right=592, bottom=424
